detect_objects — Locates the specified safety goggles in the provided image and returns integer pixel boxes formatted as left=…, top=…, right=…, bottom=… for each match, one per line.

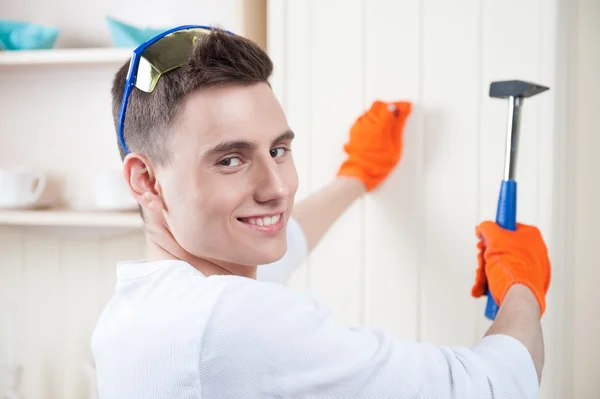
left=117, top=25, right=235, bottom=155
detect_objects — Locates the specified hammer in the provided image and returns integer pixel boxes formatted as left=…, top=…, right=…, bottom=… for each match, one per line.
left=484, top=80, right=549, bottom=320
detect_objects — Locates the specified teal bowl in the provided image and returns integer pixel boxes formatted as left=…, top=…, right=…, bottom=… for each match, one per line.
left=105, top=16, right=167, bottom=48
left=0, top=20, right=59, bottom=51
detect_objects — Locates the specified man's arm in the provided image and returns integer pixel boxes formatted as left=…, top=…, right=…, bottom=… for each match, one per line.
left=471, top=221, right=551, bottom=384
left=257, top=216, right=309, bottom=284
left=258, top=178, right=365, bottom=284
left=485, top=284, right=544, bottom=382
left=201, top=275, right=540, bottom=399
left=292, top=177, right=365, bottom=251
left=257, top=178, right=366, bottom=284
left=292, top=100, right=412, bottom=252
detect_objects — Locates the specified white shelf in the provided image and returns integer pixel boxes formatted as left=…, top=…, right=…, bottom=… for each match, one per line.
left=0, top=47, right=133, bottom=66
left=0, top=209, right=142, bottom=228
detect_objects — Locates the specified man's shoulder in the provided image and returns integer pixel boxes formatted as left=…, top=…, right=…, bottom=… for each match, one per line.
left=199, top=276, right=330, bottom=362
left=207, top=274, right=320, bottom=314
left=202, top=275, right=329, bottom=345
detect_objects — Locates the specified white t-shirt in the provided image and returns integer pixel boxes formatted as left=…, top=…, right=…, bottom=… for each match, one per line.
left=91, top=217, right=539, bottom=399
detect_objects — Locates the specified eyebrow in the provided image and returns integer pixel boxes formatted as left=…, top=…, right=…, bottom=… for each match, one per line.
left=203, top=130, right=295, bottom=158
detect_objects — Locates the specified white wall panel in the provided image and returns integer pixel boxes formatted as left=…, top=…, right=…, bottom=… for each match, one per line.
left=419, top=0, right=481, bottom=346
left=363, top=0, right=421, bottom=341
left=306, top=0, right=366, bottom=326
left=282, top=0, right=312, bottom=291
left=571, top=0, right=600, bottom=397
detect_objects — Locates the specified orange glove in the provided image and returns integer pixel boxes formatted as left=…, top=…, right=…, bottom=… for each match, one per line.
left=471, top=221, right=551, bottom=316
left=336, top=100, right=412, bottom=191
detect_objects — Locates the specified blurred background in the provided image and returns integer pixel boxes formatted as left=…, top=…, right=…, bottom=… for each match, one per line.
left=0, top=0, right=598, bottom=398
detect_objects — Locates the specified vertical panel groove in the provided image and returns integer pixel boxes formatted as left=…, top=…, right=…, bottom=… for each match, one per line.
left=58, top=238, right=66, bottom=397
left=473, top=0, right=483, bottom=343
left=18, top=230, right=25, bottom=394
left=306, top=0, right=313, bottom=291
left=536, top=0, right=543, bottom=226
left=359, top=0, right=367, bottom=327
left=416, top=0, right=424, bottom=342
left=561, top=1, right=576, bottom=396
left=307, top=0, right=312, bottom=292
left=281, top=0, right=289, bottom=112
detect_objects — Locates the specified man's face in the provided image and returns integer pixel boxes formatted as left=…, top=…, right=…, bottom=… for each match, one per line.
left=156, top=83, right=298, bottom=266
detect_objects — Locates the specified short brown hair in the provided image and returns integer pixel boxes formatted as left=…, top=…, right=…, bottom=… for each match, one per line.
left=111, top=27, right=273, bottom=164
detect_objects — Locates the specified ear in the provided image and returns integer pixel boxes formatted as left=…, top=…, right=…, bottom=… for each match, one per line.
left=123, top=153, right=164, bottom=213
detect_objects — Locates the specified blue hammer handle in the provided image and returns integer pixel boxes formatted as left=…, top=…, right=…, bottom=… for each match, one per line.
left=485, top=179, right=517, bottom=320
left=484, top=80, right=549, bottom=320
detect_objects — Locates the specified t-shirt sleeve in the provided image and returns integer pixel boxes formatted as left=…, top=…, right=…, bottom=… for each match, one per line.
left=199, top=277, right=540, bottom=399
left=256, top=216, right=308, bottom=285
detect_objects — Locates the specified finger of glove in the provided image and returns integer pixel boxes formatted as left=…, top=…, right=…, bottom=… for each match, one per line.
left=471, top=280, right=488, bottom=298
left=350, top=101, right=403, bottom=148
left=478, top=221, right=541, bottom=244
left=391, top=101, right=412, bottom=147
left=471, top=264, right=488, bottom=297
left=362, top=101, right=401, bottom=130
left=471, top=238, right=488, bottom=297
left=390, top=101, right=412, bottom=124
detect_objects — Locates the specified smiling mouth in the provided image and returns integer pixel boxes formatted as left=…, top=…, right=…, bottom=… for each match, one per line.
left=237, top=213, right=282, bottom=227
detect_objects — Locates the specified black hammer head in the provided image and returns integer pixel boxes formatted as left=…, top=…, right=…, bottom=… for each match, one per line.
left=489, top=80, right=549, bottom=99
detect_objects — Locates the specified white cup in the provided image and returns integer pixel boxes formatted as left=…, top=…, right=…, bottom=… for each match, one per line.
left=93, top=169, right=138, bottom=211
left=0, top=168, right=46, bottom=209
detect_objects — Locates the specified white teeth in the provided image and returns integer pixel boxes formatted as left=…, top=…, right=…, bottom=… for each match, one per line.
left=246, top=214, right=281, bottom=227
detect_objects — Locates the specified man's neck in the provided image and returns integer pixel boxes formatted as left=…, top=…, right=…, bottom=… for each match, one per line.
left=142, top=221, right=257, bottom=279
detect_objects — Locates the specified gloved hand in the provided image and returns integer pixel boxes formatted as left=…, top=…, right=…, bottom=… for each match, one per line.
left=471, top=221, right=552, bottom=316
left=336, top=100, right=412, bottom=191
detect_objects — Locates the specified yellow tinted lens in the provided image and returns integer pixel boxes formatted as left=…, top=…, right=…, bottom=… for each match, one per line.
left=135, top=28, right=212, bottom=93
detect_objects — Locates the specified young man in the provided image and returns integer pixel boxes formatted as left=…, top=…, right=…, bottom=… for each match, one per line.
left=92, top=26, right=551, bottom=398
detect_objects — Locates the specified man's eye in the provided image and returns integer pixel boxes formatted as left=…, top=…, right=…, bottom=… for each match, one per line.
left=270, top=147, right=287, bottom=158
left=219, top=157, right=242, bottom=167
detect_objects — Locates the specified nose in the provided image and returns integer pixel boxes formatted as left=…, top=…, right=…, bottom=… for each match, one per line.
left=253, top=157, right=289, bottom=204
